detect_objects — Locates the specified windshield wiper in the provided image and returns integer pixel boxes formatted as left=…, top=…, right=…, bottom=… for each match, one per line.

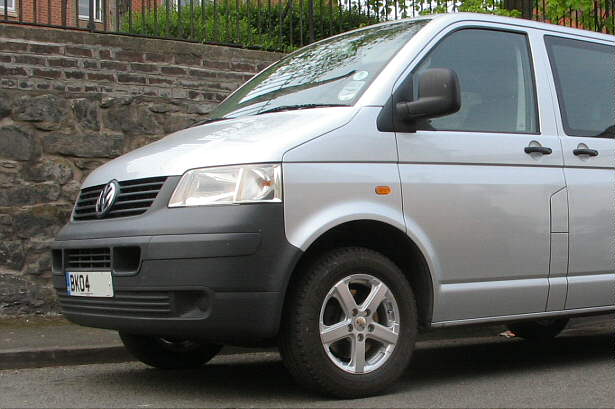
left=255, top=104, right=349, bottom=116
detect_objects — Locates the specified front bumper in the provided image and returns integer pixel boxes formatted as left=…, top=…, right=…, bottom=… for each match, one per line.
left=52, top=187, right=302, bottom=344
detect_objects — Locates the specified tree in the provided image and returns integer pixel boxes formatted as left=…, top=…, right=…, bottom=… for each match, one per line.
left=540, top=0, right=614, bottom=33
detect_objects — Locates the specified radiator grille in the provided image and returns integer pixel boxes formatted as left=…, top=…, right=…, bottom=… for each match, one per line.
left=65, top=248, right=111, bottom=269
left=73, top=177, right=167, bottom=221
left=57, top=290, right=173, bottom=317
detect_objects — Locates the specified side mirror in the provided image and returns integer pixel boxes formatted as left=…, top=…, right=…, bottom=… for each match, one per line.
left=396, top=68, right=461, bottom=121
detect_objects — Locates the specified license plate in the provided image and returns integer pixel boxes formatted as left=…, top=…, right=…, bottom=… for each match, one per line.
left=66, top=271, right=114, bottom=297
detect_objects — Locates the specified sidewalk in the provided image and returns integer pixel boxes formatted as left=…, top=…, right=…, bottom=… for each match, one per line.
left=0, top=314, right=612, bottom=370
left=0, top=316, right=130, bottom=370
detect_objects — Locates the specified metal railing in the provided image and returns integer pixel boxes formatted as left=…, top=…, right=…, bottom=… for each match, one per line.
left=1, top=0, right=614, bottom=51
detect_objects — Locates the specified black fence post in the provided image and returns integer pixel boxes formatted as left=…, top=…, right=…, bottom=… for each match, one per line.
left=224, top=0, right=229, bottom=42
left=103, top=0, right=107, bottom=31
left=192, top=0, right=196, bottom=40
left=140, top=0, right=145, bottom=33
left=328, top=0, right=332, bottom=36
left=213, top=0, right=218, bottom=41
left=202, top=0, right=206, bottom=41
left=165, top=0, right=170, bottom=35
left=593, top=1, right=599, bottom=31
left=115, top=0, right=120, bottom=31
left=256, top=0, right=261, bottom=42
left=236, top=0, right=240, bottom=44
left=308, top=0, right=314, bottom=43
left=299, top=0, right=303, bottom=46
left=245, top=0, right=250, bottom=45
left=88, top=0, right=95, bottom=30
left=128, top=0, right=132, bottom=32
left=152, top=0, right=157, bottom=33
left=290, top=0, right=294, bottom=48
left=319, top=0, right=323, bottom=38
left=610, top=0, right=615, bottom=34
left=278, top=0, right=283, bottom=46
left=503, top=0, right=532, bottom=19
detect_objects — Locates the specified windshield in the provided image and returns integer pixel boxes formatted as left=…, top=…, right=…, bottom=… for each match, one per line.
left=209, top=19, right=429, bottom=119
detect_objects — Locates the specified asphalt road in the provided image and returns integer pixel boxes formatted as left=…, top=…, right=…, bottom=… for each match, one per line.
left=1, top=329, right=613, bottom=408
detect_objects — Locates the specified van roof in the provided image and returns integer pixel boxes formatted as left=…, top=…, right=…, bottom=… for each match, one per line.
left=429, top=12, right=614, bottom=41
left=366, top=12, right=614, bottom=42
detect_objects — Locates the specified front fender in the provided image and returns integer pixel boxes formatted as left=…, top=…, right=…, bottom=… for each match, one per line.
left=282, top=161, right=444, bottom=321
left=282, top=162, right=405, bottom=251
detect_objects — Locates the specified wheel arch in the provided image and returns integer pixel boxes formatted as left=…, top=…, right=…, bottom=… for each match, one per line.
left=281, top=219, right=435, bottom=330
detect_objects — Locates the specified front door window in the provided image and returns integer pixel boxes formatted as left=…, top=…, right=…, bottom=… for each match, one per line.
left=412, top=29, right=538, bottom=134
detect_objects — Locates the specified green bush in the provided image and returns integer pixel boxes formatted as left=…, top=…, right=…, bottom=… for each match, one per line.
left=121, top=0, right=379, bottom=51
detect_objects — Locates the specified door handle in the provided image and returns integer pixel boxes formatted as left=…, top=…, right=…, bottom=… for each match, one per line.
left=524, top=146, right=552, bottom=155
left=573, top=148, right=598, bottom=157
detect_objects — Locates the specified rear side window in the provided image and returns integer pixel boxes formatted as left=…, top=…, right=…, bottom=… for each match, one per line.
left=545, top=36, right=614, bottom=138
left=413, top=29, right=538, bottom=134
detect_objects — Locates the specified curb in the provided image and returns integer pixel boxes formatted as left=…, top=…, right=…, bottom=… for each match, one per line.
left=0, top=333, right=503, bottom=371
left=0, top=345, right=278, bottom=371
left=0, top=345, right=132, bottom=370
left=1, top=317, right=609, bottom=371
left=0, top=327, right=505, bottom=371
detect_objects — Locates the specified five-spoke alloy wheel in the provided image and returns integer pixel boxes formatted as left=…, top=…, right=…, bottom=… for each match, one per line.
left=280, top=247, right=417, bottom=398
left=319, top=274, right=400, bottom=374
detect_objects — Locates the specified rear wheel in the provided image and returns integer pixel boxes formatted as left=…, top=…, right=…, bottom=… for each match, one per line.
left=119, top=333, right=222, bottom=369
left=507, top=318, right=569, bottom=341
left=280, top=247, right=417, bottom=398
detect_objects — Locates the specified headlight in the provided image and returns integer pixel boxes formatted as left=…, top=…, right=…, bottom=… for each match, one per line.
left=168, top=164, right=282, bottom=207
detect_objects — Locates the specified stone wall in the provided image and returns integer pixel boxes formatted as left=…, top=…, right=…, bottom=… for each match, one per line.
left=0, top=24, right=283, bottom=316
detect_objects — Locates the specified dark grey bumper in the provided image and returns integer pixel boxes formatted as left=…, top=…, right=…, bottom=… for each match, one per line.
left=52, top=200, right=302, bottom=344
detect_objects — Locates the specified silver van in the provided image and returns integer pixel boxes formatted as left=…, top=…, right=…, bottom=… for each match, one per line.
left=52, top=13, right=615, bottom=398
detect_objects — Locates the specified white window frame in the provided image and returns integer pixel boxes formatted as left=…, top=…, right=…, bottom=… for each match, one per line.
left=2, top=0, right=16, bottom=13
left=78, top=0, right=103, bottom=22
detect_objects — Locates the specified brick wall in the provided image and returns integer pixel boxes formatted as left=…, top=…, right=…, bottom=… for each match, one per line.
left=0, top=24, right=284, bottom=316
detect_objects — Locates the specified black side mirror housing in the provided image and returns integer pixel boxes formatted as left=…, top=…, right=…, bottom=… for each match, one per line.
left=396, top=68, right=461, bottom=121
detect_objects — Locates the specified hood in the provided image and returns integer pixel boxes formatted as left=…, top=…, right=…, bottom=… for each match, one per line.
left=83, top=107, right=355, bottom=188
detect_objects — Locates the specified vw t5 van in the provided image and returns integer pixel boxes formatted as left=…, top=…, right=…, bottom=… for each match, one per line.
left=52, top=13, right=615, bottom=397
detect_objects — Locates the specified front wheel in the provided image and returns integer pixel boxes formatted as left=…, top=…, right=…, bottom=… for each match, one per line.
left=119, top=333, right=222, bottom=369
left=280, top=247, right=418, bottom=398
left=507, top=318, right=569, bottom=341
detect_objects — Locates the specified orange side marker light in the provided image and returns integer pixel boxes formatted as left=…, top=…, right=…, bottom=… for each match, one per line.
left=375, top=186, right=392, bottom=195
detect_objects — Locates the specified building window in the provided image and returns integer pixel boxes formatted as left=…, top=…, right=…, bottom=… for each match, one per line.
left=79, top=0, right=102, bottom=21
left=1, top=0, right=15, bottom=13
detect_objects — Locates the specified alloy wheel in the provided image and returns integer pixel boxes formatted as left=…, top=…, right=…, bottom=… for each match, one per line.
left=319, top=273, right=400, bottom=374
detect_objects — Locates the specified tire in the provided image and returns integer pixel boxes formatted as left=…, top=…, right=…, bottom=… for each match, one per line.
left=507, top=318, right=569, bottom=341
left=279, top=247, right=418, bottom=398
left=119, top=333, right=222, bottom=369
